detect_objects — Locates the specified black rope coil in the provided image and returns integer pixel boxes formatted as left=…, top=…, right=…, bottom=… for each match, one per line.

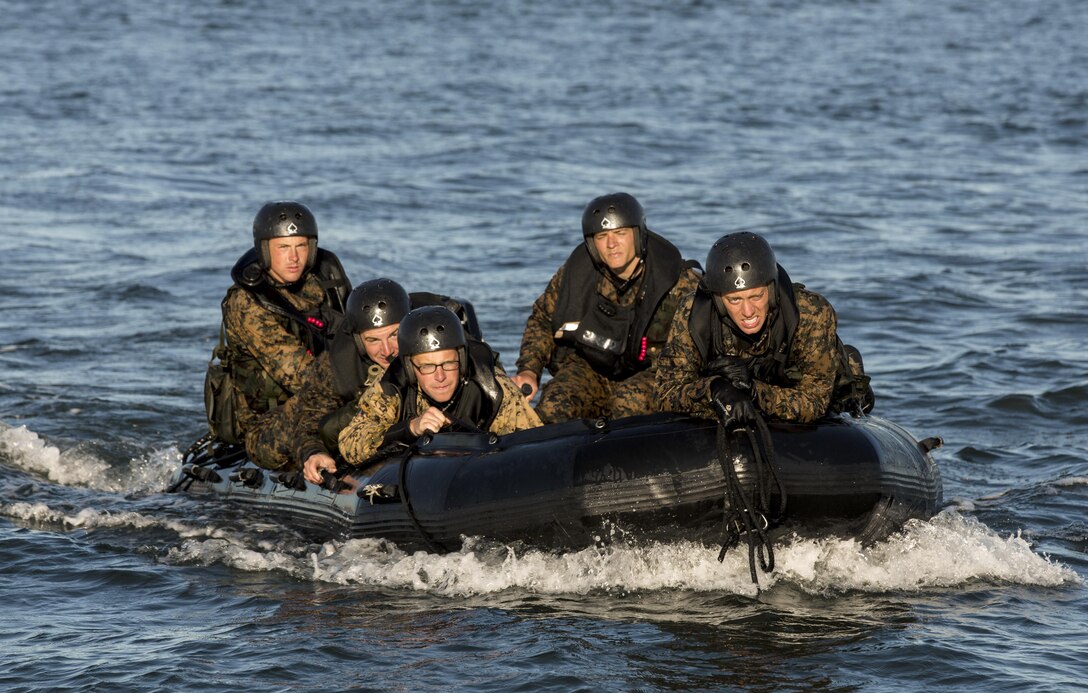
left=715, top=414, right=787, bottom=584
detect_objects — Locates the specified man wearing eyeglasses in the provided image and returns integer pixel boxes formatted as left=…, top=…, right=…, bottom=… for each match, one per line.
left=338, top=306, right=542, bottom=466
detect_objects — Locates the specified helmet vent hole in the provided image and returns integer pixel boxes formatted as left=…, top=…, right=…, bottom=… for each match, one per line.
left=377, top=300, right=386, bottom=309
left=741, top=262, right=751, bottom=271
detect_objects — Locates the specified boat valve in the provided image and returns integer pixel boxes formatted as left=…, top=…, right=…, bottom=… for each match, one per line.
left=319, top=470, right=346, bottom=493
left=229, top=467, right=264, bottom=488
left=918, top=436, right=944, bottom=453
left=183, top=464, right=222, bottom=484
left=273, top=471, right=308, bottom=491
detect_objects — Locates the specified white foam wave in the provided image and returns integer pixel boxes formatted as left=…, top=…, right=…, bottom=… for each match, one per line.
left=1052, top=476, right=1088, bottom=488
left=0, top=422, right=180, bottom=493
left=2, top=501, right=232, bottom=539
left=162, top=510, right=1079, bottom=596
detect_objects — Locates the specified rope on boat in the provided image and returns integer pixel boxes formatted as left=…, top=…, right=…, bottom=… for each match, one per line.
left=397, top=448, right=449, bottom=553
left=715, top=414, right=787, bottom=584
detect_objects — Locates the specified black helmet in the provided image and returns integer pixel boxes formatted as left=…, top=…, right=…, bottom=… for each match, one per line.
left=345, top=279, right=410, bottom=334
left=703, top=232, right=778, bottom=295
left=397, top=306, right=468, bottom=385
left=580, top=192, right=648, bottom=263
left=252, top=201, right=319, bottom=271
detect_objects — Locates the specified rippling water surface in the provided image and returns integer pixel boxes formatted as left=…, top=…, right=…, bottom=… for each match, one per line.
left=2, top=1, right=1086, bottom=690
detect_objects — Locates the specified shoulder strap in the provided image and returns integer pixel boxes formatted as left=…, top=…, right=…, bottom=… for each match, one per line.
left=210, top=320, right=229, bottom=365
left=311, top=248, right=352, bottom=313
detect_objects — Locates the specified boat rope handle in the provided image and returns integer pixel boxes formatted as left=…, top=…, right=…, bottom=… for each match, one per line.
left=398, top=450, right=450, bottom=553
left=715, top=413, right=786, bottom=585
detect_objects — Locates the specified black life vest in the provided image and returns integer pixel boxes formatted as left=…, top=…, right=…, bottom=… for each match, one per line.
left=327, top=323, right=382, bottom=402
left=227, top=247, right=352, bottom=357
left=551, top=230, right=686, bottom=380
left=380, top=339, right=504, bottom=432
left=319, top=335, right=383, bottom=456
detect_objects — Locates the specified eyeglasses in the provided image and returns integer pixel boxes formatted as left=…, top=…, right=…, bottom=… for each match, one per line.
left=411, top=359, right=460, bottom=375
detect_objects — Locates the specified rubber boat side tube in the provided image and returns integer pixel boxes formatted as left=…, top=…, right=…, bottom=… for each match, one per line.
left=171, top=413, right=941, bottom=551
left=345, top=412, right=942, bottom=551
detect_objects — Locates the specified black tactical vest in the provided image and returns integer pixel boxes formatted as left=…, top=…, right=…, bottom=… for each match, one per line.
left=551, top=231, right=686, bottom=380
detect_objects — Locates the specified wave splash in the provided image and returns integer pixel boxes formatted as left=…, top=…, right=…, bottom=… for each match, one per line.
left=2, top=422, right=1077, bottom=597
left=6, top=496, right=1069, bottom=597
left=0, top=422, right=178, bottom=494
left=297, top=512, right=1078, bottom=596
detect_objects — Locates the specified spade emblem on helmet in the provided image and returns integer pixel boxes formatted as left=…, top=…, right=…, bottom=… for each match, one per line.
left=371, top=314, right=383, bottom=327
left=600, top=217, right=612, bottom=229
left=286, top=222, right=298, bottom=234
left=734, top=276, right=747, bottom=289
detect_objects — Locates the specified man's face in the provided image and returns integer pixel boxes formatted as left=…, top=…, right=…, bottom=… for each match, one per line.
left=720, top=284, right=771, bottom=335
left=411, top=348, right=461, bottom=403
left=358, top=323, right=399, bottom=368
left=591, top=227, right=639, bottom=278
left=266, top=237, right=310, bottom=284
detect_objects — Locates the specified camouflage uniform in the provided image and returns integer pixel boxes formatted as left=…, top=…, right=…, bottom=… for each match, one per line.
left=653, top=285, right=843, bottom=423
left=516, top=263, right=702, bottom=423
left=223, top=273, right=328, bottom=439
left=245, top=350, right=385, bottom=471
left=338, top=373, right=542, bottom=466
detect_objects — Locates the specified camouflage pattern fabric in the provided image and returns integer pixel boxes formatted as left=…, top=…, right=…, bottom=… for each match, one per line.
left=516, top=262, right=701, bottom=422
left=338, top=372, right=542, bottom=466
left=534, top=349, right=657, bottom=423
left=654, top=286, right=841, bottom=423
left=222, top=273, right=326, bottom=436
left=245, top=351, right=384, bottom=471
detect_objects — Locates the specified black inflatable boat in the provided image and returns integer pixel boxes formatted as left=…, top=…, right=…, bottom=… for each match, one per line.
left=170, top=412, right=943, bottom=553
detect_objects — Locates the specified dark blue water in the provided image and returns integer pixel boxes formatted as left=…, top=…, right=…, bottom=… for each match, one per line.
left=2, top=0, right=1086, bottom=690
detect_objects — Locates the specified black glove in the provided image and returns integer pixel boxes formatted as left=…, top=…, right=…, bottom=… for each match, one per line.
left=705, top=356, right=752, bottom=390
left=709, top=376, right=758, bottom=430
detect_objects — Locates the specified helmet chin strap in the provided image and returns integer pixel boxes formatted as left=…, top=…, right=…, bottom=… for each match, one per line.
left=600, top=255, right=643, bottom=293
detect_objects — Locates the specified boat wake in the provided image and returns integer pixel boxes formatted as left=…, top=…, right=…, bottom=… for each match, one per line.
left=2, top=497, right=1077, bottom=597
left=1, top=421, right=1078, bottom=597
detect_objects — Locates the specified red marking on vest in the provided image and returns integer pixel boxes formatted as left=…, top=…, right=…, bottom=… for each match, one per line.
left=638, top=336, right=648, bottom=361
left=307, top=317, right=325, bottom=329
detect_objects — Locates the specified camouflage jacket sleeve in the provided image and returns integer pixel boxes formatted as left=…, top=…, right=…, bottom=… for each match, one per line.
left=674, top=266, right=703, bottom=299
left=514, top=266, right=565, bottom=376
left=491, top=373, right=544, bottom=434
left=337, top=385, right=403, bottom=466
left=222, top=287, right=314, bottom=394
left=295, top=360, right=387, bottom=463
left=752, top=288, right=839, bottom=423
left=652, top=292, right=715, bottom=418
